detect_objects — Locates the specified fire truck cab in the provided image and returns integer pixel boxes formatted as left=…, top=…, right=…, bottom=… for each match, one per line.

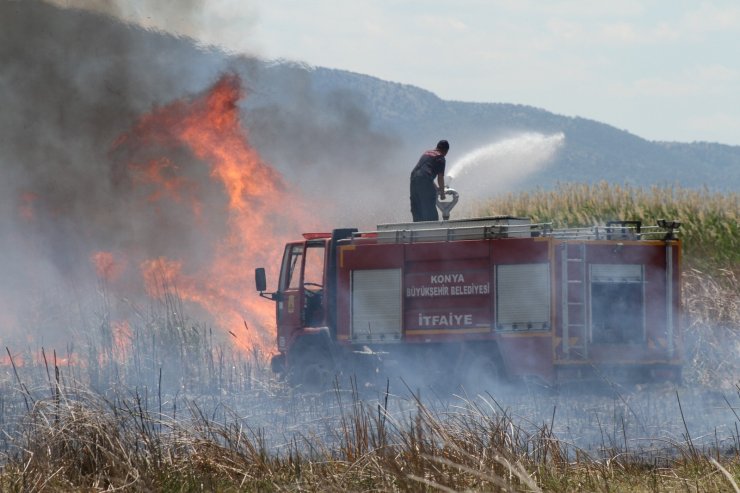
left=256, top=216, right=682, bottom=389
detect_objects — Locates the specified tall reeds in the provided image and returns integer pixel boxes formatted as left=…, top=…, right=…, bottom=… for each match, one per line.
left=480, top=182, right=739, bottom=272
left=3, top=377, right=740, bottom=491
left=1, top=183, right=739, bottom=491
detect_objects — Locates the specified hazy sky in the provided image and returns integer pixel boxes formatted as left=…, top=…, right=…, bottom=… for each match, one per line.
left=49, top=0, right=740, bottom=146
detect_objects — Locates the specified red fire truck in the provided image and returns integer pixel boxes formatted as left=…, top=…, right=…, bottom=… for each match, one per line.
left=255, top=199, right=682, bottom=388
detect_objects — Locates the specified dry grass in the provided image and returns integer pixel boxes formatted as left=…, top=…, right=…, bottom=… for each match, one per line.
left=683, top=268, right=740, bottom=389
left=3, top=377, right=740, bottom=492
left=1, top=183, right=739, bottom=491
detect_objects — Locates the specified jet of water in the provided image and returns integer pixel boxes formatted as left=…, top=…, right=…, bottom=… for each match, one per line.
left=446, top=132, right=565, bottom=202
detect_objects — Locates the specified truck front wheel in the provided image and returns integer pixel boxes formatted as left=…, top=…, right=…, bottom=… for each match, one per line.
left=287, top=344, right=336, bottom=391
left=270, top=353, right=286, bottom=374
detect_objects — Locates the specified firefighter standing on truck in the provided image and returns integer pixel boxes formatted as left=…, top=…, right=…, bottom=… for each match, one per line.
left=410, top=140, right=449, bottom=222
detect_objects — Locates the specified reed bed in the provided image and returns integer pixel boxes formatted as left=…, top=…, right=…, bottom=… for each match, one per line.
left=479, top=182, right=739, bottom=272
left=0, top=183, right=739, bottom=491
left=2, top=371, right=740, bottom=491
left=683, top=268, right=740, bottom=389
left=2, top=290, right=740, bottom=492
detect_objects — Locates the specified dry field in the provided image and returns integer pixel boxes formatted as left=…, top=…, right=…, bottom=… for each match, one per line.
left=0, top=183, right=738, bottom=492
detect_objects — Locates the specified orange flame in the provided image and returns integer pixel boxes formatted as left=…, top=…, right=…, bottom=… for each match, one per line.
left=113, top=74, right=318, bottom=352
left=18, top=191, right=38, bottom=221
left=0, top=349, right=85, bottom=369
left=112, top=320, right=132, bottom=361
left=91, top=251, right=126, bottom=282
left=128, top=157, right=204, bottom=220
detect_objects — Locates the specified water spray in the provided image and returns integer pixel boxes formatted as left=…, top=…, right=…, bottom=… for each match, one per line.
left=445, top=132, right=565, bottom=202
left=434, top=132, right=564, bottom=219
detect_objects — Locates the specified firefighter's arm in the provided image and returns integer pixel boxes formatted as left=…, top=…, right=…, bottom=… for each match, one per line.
left=437, top=174, right=446, bottom=199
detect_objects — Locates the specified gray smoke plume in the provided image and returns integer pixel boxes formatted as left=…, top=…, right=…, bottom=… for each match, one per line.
left=0, top=0, right=229, bottom=346
left=0, top=0, right=402, bottom=349
left=239, top=64, right=404, bottom=226
left=41, top=0, right=256, bottom=56
left=43, top=0, right=206, bottom=32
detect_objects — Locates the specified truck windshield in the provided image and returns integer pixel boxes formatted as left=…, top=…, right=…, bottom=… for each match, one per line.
left=278, top=242, right=326, bottom=293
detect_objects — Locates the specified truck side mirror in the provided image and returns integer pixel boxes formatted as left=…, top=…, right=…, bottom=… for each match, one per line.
left=255, top=267, right=267, bottom=292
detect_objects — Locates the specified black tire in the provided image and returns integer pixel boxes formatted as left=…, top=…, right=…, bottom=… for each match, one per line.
left=462, top=352, right=503, bottom=392
left=287, top=345, right=336, bottom=391
left=270, top=353, right=286, bottom=375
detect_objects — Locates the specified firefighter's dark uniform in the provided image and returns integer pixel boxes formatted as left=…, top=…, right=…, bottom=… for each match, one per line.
left=410, top=149, right=446, bottom=222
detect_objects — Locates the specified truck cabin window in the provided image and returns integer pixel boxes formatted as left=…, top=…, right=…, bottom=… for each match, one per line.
left=302, top=243, right=326, bottom=326
left=303, top=244, right=325, bottom=289
left=281, top=245, right=304, bottom=291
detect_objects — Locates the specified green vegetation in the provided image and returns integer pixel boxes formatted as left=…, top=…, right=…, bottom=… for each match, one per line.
left=480, top=182, right=739, bottom=272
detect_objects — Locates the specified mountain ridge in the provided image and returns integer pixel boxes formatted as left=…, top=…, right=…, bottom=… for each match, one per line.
left=2, top=1, right=738, bottom=196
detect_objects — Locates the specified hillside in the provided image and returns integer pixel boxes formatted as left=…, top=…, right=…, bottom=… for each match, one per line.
left=2, top=0, right=738, bottom=232
left=240, top=64, right=740, bottom=192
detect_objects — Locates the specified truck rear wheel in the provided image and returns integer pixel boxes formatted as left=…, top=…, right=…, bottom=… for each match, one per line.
left=462, top=351, right=504, bottom=392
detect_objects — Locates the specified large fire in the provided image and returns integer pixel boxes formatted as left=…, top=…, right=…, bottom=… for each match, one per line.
left=3, top=73, right=321, bottom=364
left=105, top=74, right=318, bottom=352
